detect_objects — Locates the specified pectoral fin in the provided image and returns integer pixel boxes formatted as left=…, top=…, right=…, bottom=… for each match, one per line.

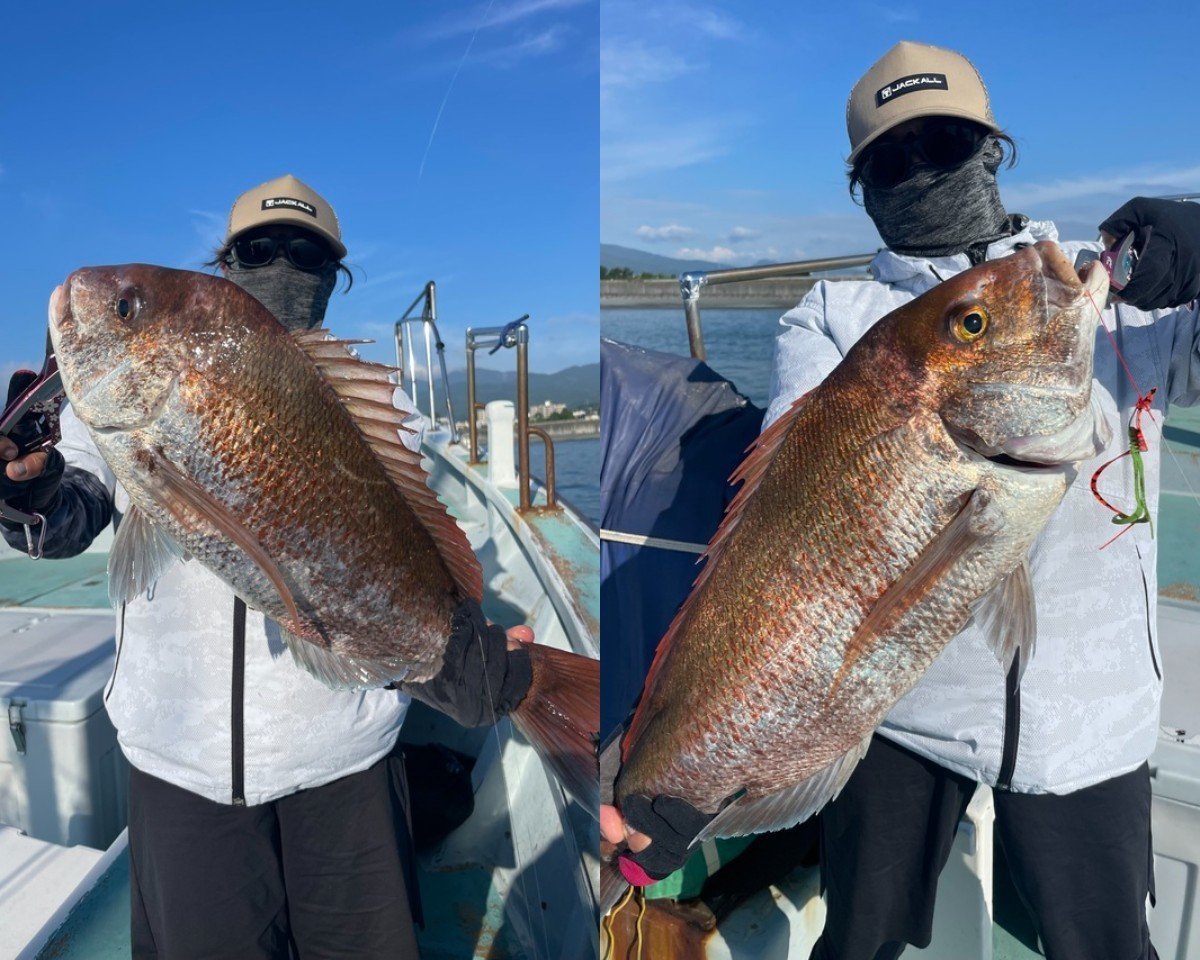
left=108, top=503, right=185, bottom=605
left=148, top=452, right=302, bottom=626
left=830, top=490, right=985, bottom=698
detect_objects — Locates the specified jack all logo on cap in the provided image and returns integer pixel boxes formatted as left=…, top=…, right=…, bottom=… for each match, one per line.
left=875, top=73, right=948, bottom=107
left=261, top=197, right=318, bottom=217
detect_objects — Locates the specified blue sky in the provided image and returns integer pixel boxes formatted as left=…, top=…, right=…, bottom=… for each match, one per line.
left=602, top=1, right=1200, bottom=265
left=1, top=0, right=597, bottom=385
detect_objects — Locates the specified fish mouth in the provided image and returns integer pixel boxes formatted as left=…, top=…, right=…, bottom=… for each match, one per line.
left=980, top=451, right=1067, bottom=472
left=953, top=437, right=1076, bottom=477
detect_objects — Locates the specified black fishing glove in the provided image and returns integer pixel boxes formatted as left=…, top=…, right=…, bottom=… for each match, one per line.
left=615, top=793, right=715, bottom=886
left=1099, top=197, right=1200, bottom=310
left=0, top=370, right=65, bottom=528
left=400, top=598, right=533, bottom=728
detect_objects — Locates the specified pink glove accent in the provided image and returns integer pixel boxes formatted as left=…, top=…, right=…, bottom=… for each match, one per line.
left=617, top=852, right=656, bottom=888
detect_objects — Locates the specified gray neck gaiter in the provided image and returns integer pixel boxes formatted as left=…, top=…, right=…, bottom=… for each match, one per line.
left=863, top=136, right=1013, bottom=264
left=227, top=259, right=337, bottom=333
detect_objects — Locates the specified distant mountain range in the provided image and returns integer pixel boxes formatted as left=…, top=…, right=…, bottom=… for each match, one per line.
left=600, top=243, right=730, bottom=275
left=442, top=364, right=599, bottom=418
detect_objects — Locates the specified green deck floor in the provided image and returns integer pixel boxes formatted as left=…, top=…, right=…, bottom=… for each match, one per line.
left=0, top=551, right=110, bottom=609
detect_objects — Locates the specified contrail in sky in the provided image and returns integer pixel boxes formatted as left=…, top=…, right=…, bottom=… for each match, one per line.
left=418, top=0, right=497, bottom=181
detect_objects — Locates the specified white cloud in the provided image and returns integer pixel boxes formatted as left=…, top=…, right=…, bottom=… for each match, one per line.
left=601, top=4, right=748, bottom=185
left=354, top=268, right=416, bottom=290
left=1005, top=164, right=1200, bottom=209
left=474, top=25, right=567, bottom=65
left=635, top=224, right=695, bottom=242
left=685, top=6, right=745, bottom=39
left=727, top=226, right=759, bottom=243
left=602, top=123, right=728, bottom=182
left=861, top=2, right=919, bottom=23
left=676, top=245, right=736, bottom=262
left=600, top=39, right=692, bottom=95
left=425, top=0, right=591, bottom=39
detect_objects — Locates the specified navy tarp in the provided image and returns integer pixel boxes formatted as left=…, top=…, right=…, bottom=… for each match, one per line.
left=600, top=339, right=764, bottom=737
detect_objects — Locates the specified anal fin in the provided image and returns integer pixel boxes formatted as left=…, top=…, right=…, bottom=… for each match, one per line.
left=694, top=734, right=872, bottom=843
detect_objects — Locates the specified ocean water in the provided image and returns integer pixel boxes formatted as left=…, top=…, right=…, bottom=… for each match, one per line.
left=600, top=307, right=784, bottom=407
left=530, top=436, right=600, bottom=525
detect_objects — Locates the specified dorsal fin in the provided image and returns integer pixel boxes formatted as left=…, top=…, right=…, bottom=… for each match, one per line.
left=624, top=392, right=811, bottom=757
left=293, top=329, right=483, bottom=603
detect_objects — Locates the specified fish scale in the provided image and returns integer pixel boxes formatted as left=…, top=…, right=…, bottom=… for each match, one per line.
left=198, top=324, right=454, bottom=656
left=49, top=263, right=601, bottom=815
left=638, top=412, right=979, bottom=799
left=55, top=269, right=465, bottom=676
left=611, top=242, right=1112, bottom=854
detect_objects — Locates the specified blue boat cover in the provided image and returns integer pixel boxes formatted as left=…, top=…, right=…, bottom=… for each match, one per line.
left=600, top=339, right=764, bottom=737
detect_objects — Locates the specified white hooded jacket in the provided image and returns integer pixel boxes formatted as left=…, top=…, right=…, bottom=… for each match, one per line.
left=766, top=219, right=1200, bottom=794
left=45, top=401, right=416, bottom=807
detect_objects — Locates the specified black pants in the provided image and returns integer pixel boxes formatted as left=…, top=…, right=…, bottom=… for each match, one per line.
left=128, top=754, right=420, bottom=960
left=811, top=735, right=1156, bottom=960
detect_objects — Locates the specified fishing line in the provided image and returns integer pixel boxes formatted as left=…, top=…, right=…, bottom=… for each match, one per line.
left=1084, top=287, right=1200, bottom=549
left=1135, top=300, right=1200, bottom=509
left=475, top=627, right=550, bottom=959
left=417, top=0, right=497, bottom=181
left=1084, top=289, right=1159, bottom=548
left=601, top=884, right=635, bottom=960
left=634, top=888, right=647, bottom=960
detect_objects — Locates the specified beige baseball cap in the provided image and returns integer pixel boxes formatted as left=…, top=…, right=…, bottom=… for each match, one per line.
left=226, top=174, right=347, bottom=260
left=846, top=41, right=998, bottom=164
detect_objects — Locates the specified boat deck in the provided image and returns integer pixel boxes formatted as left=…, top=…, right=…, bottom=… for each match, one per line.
left=1, top=438, right=601, bottom=960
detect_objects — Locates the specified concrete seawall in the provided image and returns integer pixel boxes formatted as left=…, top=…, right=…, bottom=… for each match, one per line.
left=462, top=418, right=600, bottom=442
left=601, top=277, right=820, bottom=309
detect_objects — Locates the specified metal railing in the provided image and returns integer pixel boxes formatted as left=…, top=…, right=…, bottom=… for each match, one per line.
left=679, top=253, right=875, bottom=360
left=394, top=281, right=459, bottom=442
left=677, top=195, right=1200, bottom=360
left=465, top=317, right=558, bottom=513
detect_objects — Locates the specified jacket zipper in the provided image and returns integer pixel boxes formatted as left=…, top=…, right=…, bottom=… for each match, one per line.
left=996, top=660, right=1021, bottom=791
left=1137, top=559, right=1162, bottom=681
left=231, top=598, right=247, bottom=806
left=103, top=603, right=127, bottom=705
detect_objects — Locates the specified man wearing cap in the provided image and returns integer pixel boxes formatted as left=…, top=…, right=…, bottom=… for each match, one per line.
left=603, top=42, right=1200, bottom=960
left=0, top=174, right=532, bottom=959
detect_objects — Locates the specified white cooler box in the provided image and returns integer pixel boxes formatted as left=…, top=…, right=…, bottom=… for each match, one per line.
left=1148, top=600, right=1200, bottom=960
left=0, top=610, right=127, bottom=849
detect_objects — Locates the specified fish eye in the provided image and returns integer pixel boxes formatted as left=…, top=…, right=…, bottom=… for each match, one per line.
left=115, top=291, right=141, bottom=323
left=951, top=305, right=989, bottom=343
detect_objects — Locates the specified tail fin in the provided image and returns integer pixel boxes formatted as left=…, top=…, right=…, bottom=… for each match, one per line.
left=509, top=643, right=600, bottom=817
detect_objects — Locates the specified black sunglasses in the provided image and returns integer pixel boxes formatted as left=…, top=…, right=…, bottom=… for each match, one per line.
left=232, top=232, right=334, bottom=271
left=858, top=120, right=988, bottom=189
